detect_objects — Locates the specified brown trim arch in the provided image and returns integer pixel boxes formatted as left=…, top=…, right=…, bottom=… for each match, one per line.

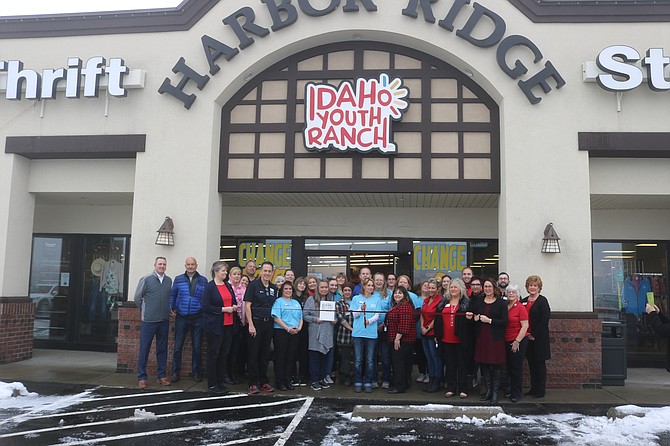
left=219, top=41, right=501, bottom=195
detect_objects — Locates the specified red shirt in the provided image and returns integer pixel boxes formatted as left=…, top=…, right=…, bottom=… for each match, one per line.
left=505, top=301, right=528, bottom=342
left=387, top=301, right=417, bottom=343
left=217, top=283, right=234, bottom=326
left=524, top=298, right=536, bottom=336
left=441, top=304, right=460, bottom=344
left=421, top=295, right=440, bottom=336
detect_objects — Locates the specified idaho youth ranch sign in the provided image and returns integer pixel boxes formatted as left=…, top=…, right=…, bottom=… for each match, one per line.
left=158, top=0, right=568, bottom=109
left=303, top=74, right=409, bottom=154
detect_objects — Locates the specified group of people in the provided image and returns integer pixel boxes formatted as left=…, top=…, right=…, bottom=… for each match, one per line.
left=135, top=257, right=551, bottom=403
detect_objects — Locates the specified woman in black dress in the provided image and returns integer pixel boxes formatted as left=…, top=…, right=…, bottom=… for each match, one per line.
left=466, top=278, right=507, bottom=404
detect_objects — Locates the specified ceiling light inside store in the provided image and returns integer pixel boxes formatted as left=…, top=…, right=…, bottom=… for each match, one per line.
left=636, top=243, right=658, bottom=247
left=602, top=250, right=635, bottom=254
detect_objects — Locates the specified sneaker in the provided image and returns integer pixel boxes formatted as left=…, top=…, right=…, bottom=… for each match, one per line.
left=354, top=385, right=363, bottom=393
left=324, top=375, right=334, bottom=385
left=291, top=379, right=301, bottom=387
left=416, top=373, right=426, bottom=383
left=261, top=383, right=274, bottom=393
left=138, top=380, right=148, bottom=389
left=422, top=375, right=430, bottom=384
left=364, top=386, right=373, bottom=393
left=299, top=380, right=308, bottom=387
left=310, top=382, right=322, bottom=391
left=382, top=381, right=390, bottom=389
left=371, top=382, right=379, bottom=389
left=318, top=380, right=331, bottom=389
left=248, top=385, right=260, bottom=395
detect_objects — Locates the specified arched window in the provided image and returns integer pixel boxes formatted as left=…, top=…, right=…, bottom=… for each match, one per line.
left=219, top=41, right=500, bottom=195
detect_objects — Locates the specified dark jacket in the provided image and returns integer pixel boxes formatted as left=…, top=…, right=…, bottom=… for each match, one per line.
left=433, top=295, right=470, bottom=350
left=200, top=279, right=238, bottom=336
left=468, top=296, right=508, bottom=342
left=521, top=294, right=551, bottom=360
left=648, top=310, right=670, bottom=372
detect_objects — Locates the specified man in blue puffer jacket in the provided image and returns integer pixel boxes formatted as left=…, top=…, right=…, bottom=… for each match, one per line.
left=170, top=257, right=208, bottom=383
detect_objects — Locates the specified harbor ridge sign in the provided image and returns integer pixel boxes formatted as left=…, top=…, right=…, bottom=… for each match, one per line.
left=159, top=0, right=566, bottom=109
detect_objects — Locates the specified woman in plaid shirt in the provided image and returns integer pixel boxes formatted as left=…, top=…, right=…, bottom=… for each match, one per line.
left=386, top=286, right=417, bottom=394
left=336, top=282, right=355, bottom=386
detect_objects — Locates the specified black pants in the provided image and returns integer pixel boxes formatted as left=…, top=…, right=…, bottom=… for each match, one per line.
left=391, top=341, right=414, bottom=391
left=338, top=344, right=354, bottom=378
left=273, top=328, right=299, bottom=386
left=247, top=318, right=273, bottom=386
left=205, top=325, right=233, bottom=388
left=526, top=339, right=547, bottom=394
left=505, top=337, right=528, bottom=398
left=442, top=342, right=468, bottom=393
left=297, top=326, right=310, bottom=382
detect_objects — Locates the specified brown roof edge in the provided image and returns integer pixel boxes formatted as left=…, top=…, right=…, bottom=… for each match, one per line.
left=509, top=0, right=670, bottom=23
left=0, top=0, right=219, bottom=39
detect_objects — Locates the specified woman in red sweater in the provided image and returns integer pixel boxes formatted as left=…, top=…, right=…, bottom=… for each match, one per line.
left=504, top=284, right=529, bottom=402
left=386, top=286, right=417, bottom=394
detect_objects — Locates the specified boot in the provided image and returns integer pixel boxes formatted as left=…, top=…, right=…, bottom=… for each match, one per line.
left=479, top=367, right=492, bottom=401
left=423, top=377, right=440, bottom=393
left=422, top=377, right=433, bottom=392
left=490, top=367, right=501, bottom=405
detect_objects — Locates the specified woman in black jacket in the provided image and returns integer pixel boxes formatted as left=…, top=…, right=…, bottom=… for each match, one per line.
left=521, top=275, right=551, bottom=398
left=434, top=278, right=470, bottom=398
left=646, top=303, right=670, bottom=372
left=466, top=278, right=508, bottom=404
left=200, top=260, right=239, bottom=395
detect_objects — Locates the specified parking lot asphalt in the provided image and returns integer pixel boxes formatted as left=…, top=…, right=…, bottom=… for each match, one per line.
left=1, top=349, right=670, bottom=410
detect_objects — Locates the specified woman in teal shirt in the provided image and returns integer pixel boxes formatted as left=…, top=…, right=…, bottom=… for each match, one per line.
left=271, top=282, right=303, bottom=391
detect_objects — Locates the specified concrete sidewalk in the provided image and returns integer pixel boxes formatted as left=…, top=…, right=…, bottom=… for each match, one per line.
left=1, top=349, right=670, bottom=408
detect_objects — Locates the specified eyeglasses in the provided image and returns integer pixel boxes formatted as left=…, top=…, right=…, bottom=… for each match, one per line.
left=471, top=283, right=482, bottom=287
left=483, top=285, right=494, bottom=288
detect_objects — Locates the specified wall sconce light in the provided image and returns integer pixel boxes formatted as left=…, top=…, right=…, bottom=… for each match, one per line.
left=155, top=216, right=174, bottom=246
left=541, top=223, right=560, bottom=253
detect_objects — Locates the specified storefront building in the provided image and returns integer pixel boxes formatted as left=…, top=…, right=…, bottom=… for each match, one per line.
left=1, top=0, right=669, bottom=386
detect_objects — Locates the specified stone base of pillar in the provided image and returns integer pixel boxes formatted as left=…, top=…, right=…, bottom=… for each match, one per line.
left=521, top=313, right=602, bottom=389
left=0, top=297, right=34, bottom=364
left=117, top=302, right=205, bottom=379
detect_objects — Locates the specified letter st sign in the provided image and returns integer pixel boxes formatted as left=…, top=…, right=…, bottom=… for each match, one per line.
left=303, top=74, right=409, bottom=154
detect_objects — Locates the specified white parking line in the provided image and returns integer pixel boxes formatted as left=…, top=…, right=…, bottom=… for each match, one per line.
left=25, top=393, right=246, bottom=421
left=47, top=412, right=296, bottom=445
left=1, top=397, right=309, bottom=439
left=274, top=397, right=314, bottom=446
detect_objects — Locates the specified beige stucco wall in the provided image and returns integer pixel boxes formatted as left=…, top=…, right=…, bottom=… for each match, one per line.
left=0, top=0, right=669, bottom=309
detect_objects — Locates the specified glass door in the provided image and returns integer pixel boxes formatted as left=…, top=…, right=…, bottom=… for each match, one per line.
left=30, top=237, right=71, bottom=340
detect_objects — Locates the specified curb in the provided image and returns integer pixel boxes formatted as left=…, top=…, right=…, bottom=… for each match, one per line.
left=353, top=404, right=505, bottom=420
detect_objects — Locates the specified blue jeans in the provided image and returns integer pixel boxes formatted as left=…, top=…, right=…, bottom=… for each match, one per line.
left=137, top=320, right=169, bottom=381
left=309, top=348, right=333, bottom=383
left=353, top=337, right=377, bottom=387
left=172, top=315, right=203, bottom=376
left=422, top=336, right=442, bottom=380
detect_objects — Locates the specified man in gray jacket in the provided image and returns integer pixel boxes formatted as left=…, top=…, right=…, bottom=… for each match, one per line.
left=136, top=257, right=173, bottom=388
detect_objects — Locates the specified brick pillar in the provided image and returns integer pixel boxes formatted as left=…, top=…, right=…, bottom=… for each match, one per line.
left=117, top=301, right=204, bottom=378
left=0, top=297, right=34, bottom=364
left=523, top=313, right=602, bottom=389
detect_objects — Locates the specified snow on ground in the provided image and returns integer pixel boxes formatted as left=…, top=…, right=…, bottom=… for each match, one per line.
left=3, top=381, right=670, bottom=445
left=0, top=381, right=92, bottom=425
